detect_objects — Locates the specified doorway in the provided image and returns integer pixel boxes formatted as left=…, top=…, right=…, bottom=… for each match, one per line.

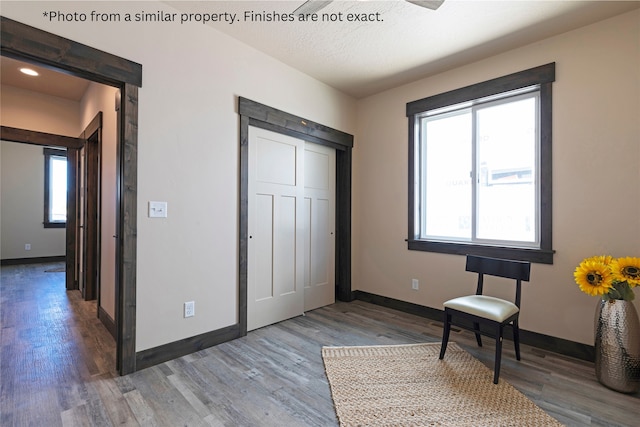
left=0, top=125, right=101, bottom=303
left=1, top=16, right=141, bottom=375
left=238, top=97, right=354, bottom=336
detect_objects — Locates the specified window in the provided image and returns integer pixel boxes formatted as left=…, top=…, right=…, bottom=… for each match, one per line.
left=407, top=63, right=555, bottom=264
left=44, top=147, right=67, bottom=228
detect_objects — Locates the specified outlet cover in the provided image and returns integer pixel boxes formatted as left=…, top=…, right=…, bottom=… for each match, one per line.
left=184, top=301, right=195, bottom=318
left=412, top=279, right=419, bottom=290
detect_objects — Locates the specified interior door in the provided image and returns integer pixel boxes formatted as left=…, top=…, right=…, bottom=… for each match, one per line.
left=77, top=144, right=86, bottom=295
left=303, top=143, right=336, bottom=311
left=247, top=127, right=305, bottom=331
left=76, top=116, right=102, bottom=302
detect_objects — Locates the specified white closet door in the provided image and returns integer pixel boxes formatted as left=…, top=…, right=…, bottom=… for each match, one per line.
left=303, top=143, right=335, bottom=311
left=247, top=127, right=305, bottom=331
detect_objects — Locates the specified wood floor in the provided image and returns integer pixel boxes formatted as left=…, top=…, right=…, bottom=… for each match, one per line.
left=1, top=263, right=638, bottom=426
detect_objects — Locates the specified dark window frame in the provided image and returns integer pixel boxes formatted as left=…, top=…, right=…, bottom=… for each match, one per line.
left=406, top=63, right=555, bottom=264
left=43, top=147, right=67, bottom=228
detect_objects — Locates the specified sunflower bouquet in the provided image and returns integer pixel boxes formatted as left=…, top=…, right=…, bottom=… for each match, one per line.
left=574, top=256, right=640, bottom=301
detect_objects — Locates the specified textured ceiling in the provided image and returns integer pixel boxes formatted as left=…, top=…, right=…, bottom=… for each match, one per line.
left=1, top=1, right=638, bottom=101
left=166, top=0, right=640, bottom=98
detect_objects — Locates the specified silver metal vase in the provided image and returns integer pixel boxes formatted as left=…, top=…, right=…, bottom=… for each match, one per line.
left=594, top=299, right=640, bottom=393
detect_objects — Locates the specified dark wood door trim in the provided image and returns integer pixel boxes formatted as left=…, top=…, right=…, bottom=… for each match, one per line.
left=1, top=16, right=142, bottom=375
left=1, top=126, right=83, bottom=149
left=0, top=17, right=142, bottom=87
left=238, top=97, right=354, bottom=337
left=66, top=148, right=79, bottom=291
left=79, top=113, right=102, bottom=301
left=117, top=83, right=138, bottom=375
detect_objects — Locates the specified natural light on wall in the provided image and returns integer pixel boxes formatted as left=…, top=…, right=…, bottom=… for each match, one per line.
left=48, top=154, right=67, bottom=223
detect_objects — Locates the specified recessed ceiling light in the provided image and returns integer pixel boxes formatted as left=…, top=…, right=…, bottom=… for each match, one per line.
left=20, top=68, right=39, bottom=76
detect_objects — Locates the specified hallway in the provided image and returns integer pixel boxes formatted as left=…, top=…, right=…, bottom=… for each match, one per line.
left=0, top=262, right=116, bottom=425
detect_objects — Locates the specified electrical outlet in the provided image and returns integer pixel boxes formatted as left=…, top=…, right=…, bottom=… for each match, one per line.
left=25, top=244, right=31, bottom=251
left=412, top=279, right=419, bottom=290
left=184, top=301, right=195, bottom=318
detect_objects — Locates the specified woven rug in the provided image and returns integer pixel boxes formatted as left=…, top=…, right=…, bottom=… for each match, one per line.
left=322, top=342, right=563, bottom=426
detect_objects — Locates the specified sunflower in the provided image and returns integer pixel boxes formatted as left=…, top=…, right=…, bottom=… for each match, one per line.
left=610, top=257, right=640, bottom=287
left=586, top=255, right=613, bottom=265
left=574, top=258, right=614, bottom=297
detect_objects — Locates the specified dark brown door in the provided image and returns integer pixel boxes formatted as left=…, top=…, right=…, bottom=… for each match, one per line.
left=65, top=147, right=78, bottom=291
left=78, top=114, right=102, bottom=301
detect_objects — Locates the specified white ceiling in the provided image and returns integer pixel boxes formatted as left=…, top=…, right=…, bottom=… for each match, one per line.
left=166, top=0, right=640, bottom=98
left=1, top=1, right=638, bottom=100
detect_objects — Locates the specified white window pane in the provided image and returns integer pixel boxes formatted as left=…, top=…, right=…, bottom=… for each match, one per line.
left=476, top=97, right=537, bottom=243
left=422, top=111, right=472, bottom=240
left=50, top=156, right=67, bottom=222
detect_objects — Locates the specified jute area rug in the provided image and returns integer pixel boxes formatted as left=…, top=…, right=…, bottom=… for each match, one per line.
left=322, top=342, right=563, bottom=427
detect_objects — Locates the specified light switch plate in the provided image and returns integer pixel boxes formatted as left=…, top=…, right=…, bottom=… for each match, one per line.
left=149, top=201, right=168, bottom=218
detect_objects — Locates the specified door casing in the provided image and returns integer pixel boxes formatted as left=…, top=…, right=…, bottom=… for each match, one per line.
left=79, top=113, right=102, bottom=301
left=1, top=16, right=141, bottom=375
left=238, top=97, right=354, bottom=337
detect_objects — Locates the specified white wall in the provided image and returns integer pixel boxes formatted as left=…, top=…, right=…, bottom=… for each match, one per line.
left=0, top=1, right=357, bottom=352
left=79, top=82, right=119, bottom=320
left=353, top=10, right=640, bottom=345
left=0, top=84, right=80, bottom=135
left=0, top=141, right=67, bottom=259
left=0, top=85, right=80, bottom=260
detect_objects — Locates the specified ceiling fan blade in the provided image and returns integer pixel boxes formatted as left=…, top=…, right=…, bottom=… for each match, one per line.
left=405, top=0, right=445, bottom=10
left=294, top=1, right=334, bottom=15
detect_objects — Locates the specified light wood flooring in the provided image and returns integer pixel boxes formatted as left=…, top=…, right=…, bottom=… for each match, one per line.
left=1, top=262, right=638, bottom=426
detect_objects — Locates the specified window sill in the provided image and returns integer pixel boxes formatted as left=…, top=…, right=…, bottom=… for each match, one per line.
left=44, top=222, right=66, bottom=229
left=407, top=239, right=554, bottom=264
